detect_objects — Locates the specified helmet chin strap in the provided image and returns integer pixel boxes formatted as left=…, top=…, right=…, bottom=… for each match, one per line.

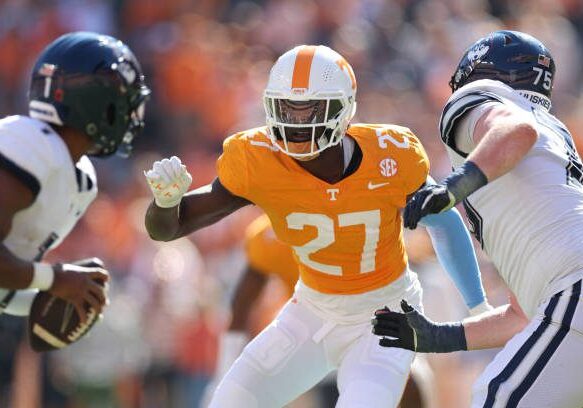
left=342, top=136, right=354, bottom=173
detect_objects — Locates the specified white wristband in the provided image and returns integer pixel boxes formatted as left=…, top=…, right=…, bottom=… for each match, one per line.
left=30, top=263, right=55, bottom=290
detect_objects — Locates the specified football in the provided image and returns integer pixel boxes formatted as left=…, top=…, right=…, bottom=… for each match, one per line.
left=27, top=258, right=105, bottom=352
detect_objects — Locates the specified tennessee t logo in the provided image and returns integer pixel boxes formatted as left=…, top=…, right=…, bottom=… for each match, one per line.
left=336, top=58, right=356, bottom=90
left=327, top=188, right=340, bottom=201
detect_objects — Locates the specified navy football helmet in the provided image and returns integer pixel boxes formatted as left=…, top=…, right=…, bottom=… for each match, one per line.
left=29, top=32, right=151, bottom=157
left=449, top=30, right=555, bottom=98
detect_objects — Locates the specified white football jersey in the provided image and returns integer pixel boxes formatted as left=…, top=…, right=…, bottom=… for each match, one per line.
left=0, top=116, right=97, bottom=313
left=440, top=79, right=583, bottom=317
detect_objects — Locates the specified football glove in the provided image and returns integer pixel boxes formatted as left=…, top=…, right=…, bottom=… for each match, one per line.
left=371, top=300, right=467, bottom=353
left=404, top=161, right=488, bottom=229
left=403, top=184, right=455, bottom=229
left=145, top=156, right=192, bottom=208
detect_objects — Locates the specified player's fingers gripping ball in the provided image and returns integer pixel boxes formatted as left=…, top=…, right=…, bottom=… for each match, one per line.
left=145, top=156, right=192, bottom=208
left=28, top=258, right=110, bottom=352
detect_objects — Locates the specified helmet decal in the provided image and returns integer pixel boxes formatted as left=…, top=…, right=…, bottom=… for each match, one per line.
left=291, top=45, right=317, bottom=90
left=467, top=41, right=490, bottom=62
left=264, top=45, right=357, bottom=159
left=450, top=31, right=555, bottom=99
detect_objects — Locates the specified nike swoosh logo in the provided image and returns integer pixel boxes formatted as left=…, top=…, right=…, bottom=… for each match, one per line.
left=368, top=181, right=391, bottom=190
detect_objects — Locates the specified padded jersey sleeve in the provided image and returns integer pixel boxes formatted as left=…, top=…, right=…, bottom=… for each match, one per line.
left=0, top=117, right=55, bottom=197
left=216, top=134, right=250, bottom=200
left=439, top=89, right=503, bottom=158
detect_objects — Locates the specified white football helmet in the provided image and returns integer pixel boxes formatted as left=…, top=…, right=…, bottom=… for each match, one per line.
left=264, top=45, right=357, bottom=159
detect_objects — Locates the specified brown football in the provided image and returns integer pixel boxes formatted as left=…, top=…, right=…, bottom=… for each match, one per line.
left=27, top=258, right=105, bottom=352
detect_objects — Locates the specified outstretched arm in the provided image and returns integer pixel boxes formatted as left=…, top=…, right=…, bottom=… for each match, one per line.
left=145, top=178, right=250, bottom=241
left=144, top=157, right=251, bottom=241
left=404, top=104, right=538, bottom=229
left=468, top=104, right=538, bottom=181
left=463, top=292, right=528, bottom=349
left=419, top=208, right=490, bottom=314
left=372, top=293, right=528, bottom=352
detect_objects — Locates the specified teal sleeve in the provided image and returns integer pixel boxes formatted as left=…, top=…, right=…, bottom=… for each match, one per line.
left=419, top=208, right=486, bottom=308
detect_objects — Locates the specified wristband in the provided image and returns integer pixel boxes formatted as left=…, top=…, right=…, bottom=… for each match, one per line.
left=431, top=322, right=468, bottom=352
left=443, top=161, right=488, bottom=204
left=30, top=263, right=55, bottom=290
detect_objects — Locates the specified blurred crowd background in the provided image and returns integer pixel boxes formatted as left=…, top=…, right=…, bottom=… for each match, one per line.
left=1, top=0, right=583, bottom=407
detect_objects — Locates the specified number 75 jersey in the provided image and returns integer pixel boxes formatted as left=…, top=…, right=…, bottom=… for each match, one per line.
left=440, top=79, right=583, bottom=317
left=217, top=123, right=429, bottom=295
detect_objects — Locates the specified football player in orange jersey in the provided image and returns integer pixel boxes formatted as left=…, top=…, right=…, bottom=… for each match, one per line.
left=145, top=45, right=490, bottom=407
left=206, top=213, right=430, bottom=407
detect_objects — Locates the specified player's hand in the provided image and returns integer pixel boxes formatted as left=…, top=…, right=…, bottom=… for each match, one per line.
left=372, top=301, right=420, bottom=351
left=403, top=184, right=456, bottom=229
left=372, top=300, right=467, bottom=353
left=48, top=260, right=110, bottom=324
left=144, top=156, right=192, bottom=208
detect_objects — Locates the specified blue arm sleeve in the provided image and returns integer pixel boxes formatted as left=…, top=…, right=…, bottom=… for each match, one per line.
left=419, top=208, right=486, bottom=308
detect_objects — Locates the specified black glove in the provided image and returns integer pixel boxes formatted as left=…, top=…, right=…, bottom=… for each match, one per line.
left=404, top=161, right=489, bottom=230
left=403, top=184, right=455, bottom=229
left=371, top=300, right=467, bottom=353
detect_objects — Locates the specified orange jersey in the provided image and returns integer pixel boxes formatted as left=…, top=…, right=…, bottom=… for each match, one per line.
left=245, top=214, right=298, bottom=296
left=217, top=124, right=429, bottom=295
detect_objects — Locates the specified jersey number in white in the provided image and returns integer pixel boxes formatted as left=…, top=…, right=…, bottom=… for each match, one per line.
left=286, top=210, right=381, bottom=275
left=532, top=67, right=552, bottom=91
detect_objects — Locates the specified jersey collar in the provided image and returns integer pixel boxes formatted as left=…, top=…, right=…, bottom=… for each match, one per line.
left=517, top=90, right=551, bottom=112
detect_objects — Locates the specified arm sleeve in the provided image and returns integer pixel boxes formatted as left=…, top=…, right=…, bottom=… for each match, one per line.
left=419, top=208, right=486, bottom=309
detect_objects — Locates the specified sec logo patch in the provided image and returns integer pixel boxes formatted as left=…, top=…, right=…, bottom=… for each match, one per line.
left=379, top=158, right=397, bottom=177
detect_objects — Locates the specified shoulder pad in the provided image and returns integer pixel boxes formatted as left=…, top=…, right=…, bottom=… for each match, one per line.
left=0, top=116, right=57, bottom=196
left=439, top=83, right=503, bottom=156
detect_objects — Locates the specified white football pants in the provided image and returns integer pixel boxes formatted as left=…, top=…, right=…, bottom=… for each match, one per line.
left=472, top=279, right=583, bottom=408
left=209, top=290, right=422, bottom=408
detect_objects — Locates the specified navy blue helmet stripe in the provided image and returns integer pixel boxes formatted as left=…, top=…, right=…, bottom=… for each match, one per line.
left=483, top=289, right=562, bottom=408
left=505, top=280, right=581, bottom=407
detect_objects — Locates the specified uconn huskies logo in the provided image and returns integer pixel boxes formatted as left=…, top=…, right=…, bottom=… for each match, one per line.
left=379, top=158, right=398, bottom=177
left=467, top=42, right=489, bottom=62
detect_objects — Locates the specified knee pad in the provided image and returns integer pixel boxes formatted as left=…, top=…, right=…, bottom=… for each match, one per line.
left=208, top=379, right=259, bottom=408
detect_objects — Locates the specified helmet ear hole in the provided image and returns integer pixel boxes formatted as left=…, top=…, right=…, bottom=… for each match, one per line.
left=106, top=103, right=116, bottom=125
